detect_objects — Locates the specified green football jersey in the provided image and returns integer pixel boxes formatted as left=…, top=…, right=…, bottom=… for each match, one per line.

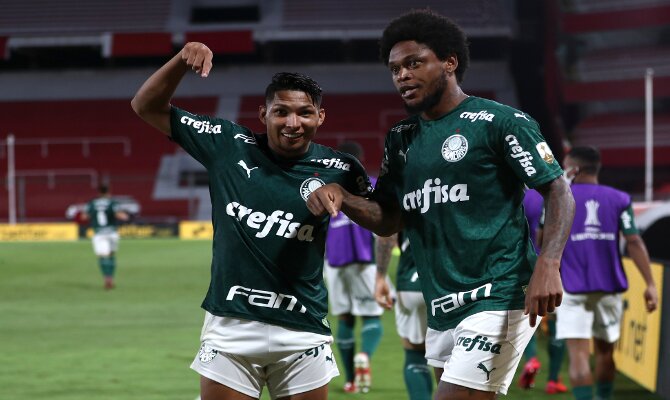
left=374, top=97, right=563, bottom=331
left=170, top=107, right=372, bottom=335
left=86, top=197, right=121, bottom=234
left=396, top=232, right=421, bottom=292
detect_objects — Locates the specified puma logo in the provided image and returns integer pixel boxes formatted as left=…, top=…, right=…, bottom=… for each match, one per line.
left=477, top=362, right=496, bottom=381
left=398, top=148, right=410, bottom=162
left=326, top=354, right=334, bottom=364
left=237, top=160, right=258, bottom=178
left=514, top=112, right=530, bottom=121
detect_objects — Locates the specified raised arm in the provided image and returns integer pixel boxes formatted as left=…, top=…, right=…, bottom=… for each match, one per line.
left=525, top=177, right=575, bottom=326
left=306, top=183, right=403, bottom=236
left=131, top=42, right=213, bottom=136
left=625, top=234, right=658, bottom=312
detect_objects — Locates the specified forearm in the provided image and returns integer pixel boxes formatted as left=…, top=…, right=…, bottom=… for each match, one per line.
left=627, top=236, right=655, bottom=287
left=131, top=53, right=189, bottom=132
left=341, top=193, right=402, bottom=236
left=537, top=178, right=575, bottom=263
left=375, top=234, right=397, bottom=277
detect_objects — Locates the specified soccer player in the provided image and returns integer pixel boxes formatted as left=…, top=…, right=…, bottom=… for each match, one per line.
left=80, top=184, right=129, bottom=290
left=324, top=142, right=383, bottom=394
left=556, top=146, right=658, bottom=400
left=306, top=10, right=575, bottom=400
left=131, top=42, right=372, bottom=400
left=376, top=232, right=433, bottom=400
left=519, top=189, right=567, bottom=394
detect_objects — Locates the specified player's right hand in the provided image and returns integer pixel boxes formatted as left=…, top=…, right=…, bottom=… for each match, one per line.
left=306, top=183, right=345, bottom=217
left=180, top=42, right=213, bottom=77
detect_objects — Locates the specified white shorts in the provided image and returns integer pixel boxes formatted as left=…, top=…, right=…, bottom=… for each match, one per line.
left=395, top=291, right=427, bottom=345
left=191, top=313, right=339, bottom=399
left=325, top=263, right=384, bottom=317
left=91, top=232, right=119, bottom=256
left=425, top=310, right=538, bottom=395
left=555, top=292, right=623, bottom=343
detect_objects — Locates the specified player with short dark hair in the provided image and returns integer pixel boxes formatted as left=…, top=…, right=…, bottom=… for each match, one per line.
left=557, top=146, right=658, bottom=400
left=307, top=9, right=575, bottom=400
left=132, top=42, right=372, bottom=400
left=81, top=184, right=129, bottom=290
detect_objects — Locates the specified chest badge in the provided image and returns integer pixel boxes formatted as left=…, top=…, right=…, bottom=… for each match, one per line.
left=442, top=134, right=468, bottom=162
left=300, top=177, right=326, bottom=201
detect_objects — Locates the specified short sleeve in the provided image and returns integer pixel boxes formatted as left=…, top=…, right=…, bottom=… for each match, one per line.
left=499, top=115, right=563, bottom=188
left=170, top=106, right=236, bottom=168
left=371, top=133, right=401, bottom=206
left=620, top=204, right=639, bottom=235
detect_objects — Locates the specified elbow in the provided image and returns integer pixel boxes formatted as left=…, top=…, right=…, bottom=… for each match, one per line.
left=130, top=96, right=144, bottom=117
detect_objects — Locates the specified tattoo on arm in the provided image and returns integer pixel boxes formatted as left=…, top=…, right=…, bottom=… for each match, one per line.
left=375, top=234, right=397, bottom=276
left=537, top=178, right=575, bottom=261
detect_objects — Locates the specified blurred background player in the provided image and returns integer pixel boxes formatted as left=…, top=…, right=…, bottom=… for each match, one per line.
left=376, top=232, right=433, bottom=400
left=556, top=146, right=658, bottom=400
left=519, top=188, right=568, bottom=394
left=325, top=141, right=384, bottom=394
left=81, top=184, right=129, bottom=290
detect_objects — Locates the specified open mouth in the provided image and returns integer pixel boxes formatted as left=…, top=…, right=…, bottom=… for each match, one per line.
left=400, top=85, right=418, bottom=99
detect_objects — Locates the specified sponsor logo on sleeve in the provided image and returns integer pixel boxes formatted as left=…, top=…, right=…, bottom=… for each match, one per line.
left=505, top=135, right=536, bottom=177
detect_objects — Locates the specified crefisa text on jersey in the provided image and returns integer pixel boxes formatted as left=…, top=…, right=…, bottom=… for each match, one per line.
left=226, top=202, right=315, bottom=241
left=505, top=134, right=537, bottom=177
left=180, top=115, right=222, bottom=134
left=310, top=158, right=351, bottom=171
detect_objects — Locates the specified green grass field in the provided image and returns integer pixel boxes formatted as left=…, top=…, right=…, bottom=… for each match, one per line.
left=0, top=240, right=661, bottom=399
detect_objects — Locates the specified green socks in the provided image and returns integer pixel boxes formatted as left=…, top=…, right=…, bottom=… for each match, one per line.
left=99, top=257, right=115, bottom=277
left=573, top=385, right=593, bottom=400
left=547, top=319, right=566, bottom=381
left=595, top=381, right=613, bottom=400
left=523, top=333, right=537, bottom=359
left=361, top=317, right=383, bottom=357
left=336, top=320, right=355, bottom=382
left=404, top=349, right=433, bottom=400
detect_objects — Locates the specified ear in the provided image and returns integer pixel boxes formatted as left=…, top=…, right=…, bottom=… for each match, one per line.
left=258, top=105, right=267, bottom=126
left=317, top=108, right=325, bottom=127
left=444, top=54, right=458, bottom=74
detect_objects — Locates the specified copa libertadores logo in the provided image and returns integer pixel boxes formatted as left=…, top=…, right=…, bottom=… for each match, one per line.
left=442, top=134, right=468, bottom=162
left=300, top=177, right=325, bottom=201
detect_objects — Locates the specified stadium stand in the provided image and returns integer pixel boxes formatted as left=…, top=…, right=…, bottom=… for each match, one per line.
left=0, top=0, right=549, bottom=223
left=546, top=0, right=670, bottom=197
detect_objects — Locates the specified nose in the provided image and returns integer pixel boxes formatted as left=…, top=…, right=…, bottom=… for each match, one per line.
left=396, top=67, right=411, bottom=82
left=285, top=113, right=299, bottom=129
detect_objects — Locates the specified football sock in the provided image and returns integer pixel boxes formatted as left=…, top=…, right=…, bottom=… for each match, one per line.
left=404, top=348, right=433, bottom=400
left=99, top=257, right=114, bottom=277
left=523, top=334, right=537, bottom=359
left=336, top=319, right=355, bottom=382
left=361, top=317, right=383, bottom=357
left=573, top=385, right=593, bottom=400
left=547, top=319, right=565, bottom=381
left=595, top=381, right=613, bottom=400
left=109, top=255, right=116, bottom=277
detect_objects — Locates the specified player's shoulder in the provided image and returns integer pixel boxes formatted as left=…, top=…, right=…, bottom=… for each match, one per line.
left=465, top=97, right=538, bottom=127
left=598, top=184, right=631, bottom=202
left=388, top=115, right=421, bottom=135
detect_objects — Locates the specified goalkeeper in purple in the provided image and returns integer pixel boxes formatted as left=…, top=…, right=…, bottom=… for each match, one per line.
left=132, top=42, right=372, bottom=400
left=307, top=9, right=575, bottom=400
left=556, top=146, right=658, bottom=400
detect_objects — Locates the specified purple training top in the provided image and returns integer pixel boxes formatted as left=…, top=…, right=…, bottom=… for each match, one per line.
left=325, top=177, right=376, bottom=267
left=561, top=183, right=638, bottom=293
left=523, top=189, right=544, bottom=254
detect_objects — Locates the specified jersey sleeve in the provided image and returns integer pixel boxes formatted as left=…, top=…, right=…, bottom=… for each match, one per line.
left=169, top=106, right=236, bottom=168
left=343, top=155, right=374, bottom=197
left=371, top=132, right=401, bottom=206
left=619, top=204, right=639, bottom=235
left=498, top=114, right=563, bottom=188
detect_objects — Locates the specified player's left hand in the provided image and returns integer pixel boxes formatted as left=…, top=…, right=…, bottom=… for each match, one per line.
left=524, top=255, right=563, bottom=327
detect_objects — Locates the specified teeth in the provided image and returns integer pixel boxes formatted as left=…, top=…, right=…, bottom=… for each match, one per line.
left=283, top=132, right=301, bottom=139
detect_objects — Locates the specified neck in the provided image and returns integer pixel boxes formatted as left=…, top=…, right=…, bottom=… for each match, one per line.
left=421, top=85, right=468, bottom=120
left=574, top=174, right=598, bottom=184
